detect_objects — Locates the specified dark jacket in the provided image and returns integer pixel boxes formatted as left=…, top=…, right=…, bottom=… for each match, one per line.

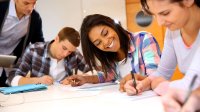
left=0, top=0, right=45, bottom=62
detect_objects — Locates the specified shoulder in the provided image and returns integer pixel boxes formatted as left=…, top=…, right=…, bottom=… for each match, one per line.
left=132, top=31, right=154, bottom=40
left=131, top=31, right=156, bottom=44
left=72, top=49, right=83, bottom=56
left=31, top=10, right=42, bottom=20
left=32, top=10, right=40, bottom=16
left=27, top=42, right=46, bottom=53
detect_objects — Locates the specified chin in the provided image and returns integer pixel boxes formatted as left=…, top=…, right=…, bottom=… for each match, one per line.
left=167, top=27, right=177, bottom=31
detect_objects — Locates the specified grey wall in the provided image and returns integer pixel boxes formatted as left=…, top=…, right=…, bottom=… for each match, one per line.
left=35, top=0, right=127, bottom=41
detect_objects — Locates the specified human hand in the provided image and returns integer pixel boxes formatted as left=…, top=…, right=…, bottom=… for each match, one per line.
left=153, top=81, right=170, bottom=95
left=124, top=79, right=146, bottom=95
left=38, top=75, right=54, bottom=85
left=60, top=77, right=71, bottom=85
left=180, top=87, right=200, bottom=112
left=162, top=88, right=185, bottom=112
left=67, top=75, right=87, bottom=87
left=119, top=74, right=146, bottom=92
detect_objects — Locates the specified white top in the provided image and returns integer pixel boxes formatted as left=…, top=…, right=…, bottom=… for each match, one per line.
left=151, top=29, right=200, bottom=90
left=49, top=57, right=66, bottom=81
left=179, top=46, right=200, bottom=90
left=118, top=57, right=132, bottom=78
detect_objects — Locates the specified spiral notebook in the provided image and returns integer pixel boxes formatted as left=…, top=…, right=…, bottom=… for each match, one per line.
left=0, top=84, right=47, bottom=95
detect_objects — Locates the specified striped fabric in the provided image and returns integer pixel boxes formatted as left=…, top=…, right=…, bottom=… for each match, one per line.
left=98, top=31, right=161, bottom=82
left=129, top=31, right=161, bottom=76
left=8, top=41, right=91, bottom=84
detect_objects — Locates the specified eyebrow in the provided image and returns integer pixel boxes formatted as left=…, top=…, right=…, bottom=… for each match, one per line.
left=158, top=10, right=169, bottom=15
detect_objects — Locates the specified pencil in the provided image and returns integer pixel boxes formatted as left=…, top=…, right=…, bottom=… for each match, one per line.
left=130, top=71, right=138, bottom=94
left=182, top=74, right=198, bottom=106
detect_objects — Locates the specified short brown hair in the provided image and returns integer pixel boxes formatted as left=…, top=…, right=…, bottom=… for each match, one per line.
left=141, top=0, right=200, bottom=15
left=58, top=27, right=80, bottom=47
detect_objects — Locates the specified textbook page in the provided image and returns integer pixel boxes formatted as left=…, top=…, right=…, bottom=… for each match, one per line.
left=99, top=90, right=157, bottom=102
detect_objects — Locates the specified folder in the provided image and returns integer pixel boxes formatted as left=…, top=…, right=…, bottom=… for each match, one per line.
left=0, top=84, right=47, bottom=95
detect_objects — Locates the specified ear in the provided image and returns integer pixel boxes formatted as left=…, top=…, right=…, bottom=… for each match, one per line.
left=55, top=36, right=60, bottom=42
left=183, top=0, right=194, bottom=7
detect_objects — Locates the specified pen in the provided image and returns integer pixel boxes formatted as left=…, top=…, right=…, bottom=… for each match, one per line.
left=182, top=74, right=198, bottom=107
left=131, top=71, right=138, bottom=94
left=74, top=67, right=78, bottom=75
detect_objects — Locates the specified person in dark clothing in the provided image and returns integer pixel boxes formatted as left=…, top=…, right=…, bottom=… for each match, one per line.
left=0, top=0, right=44, bottom=87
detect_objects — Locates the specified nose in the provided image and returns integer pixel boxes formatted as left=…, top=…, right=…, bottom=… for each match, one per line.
left=156, top=16, right=165, bottom=26
left=102, top=38, right=109, bottom=49
left=28, top=4, right=35, bottom=12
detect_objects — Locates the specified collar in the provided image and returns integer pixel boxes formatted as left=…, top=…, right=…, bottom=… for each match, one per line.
left=128, top=33, right=135, bottom=57
left=44, top=40, right=54, bottom=59
left=8, top=0, right=17, bottom=18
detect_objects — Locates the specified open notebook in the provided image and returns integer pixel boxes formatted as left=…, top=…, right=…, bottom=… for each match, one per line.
left=0, top=84, right=47, bottom=95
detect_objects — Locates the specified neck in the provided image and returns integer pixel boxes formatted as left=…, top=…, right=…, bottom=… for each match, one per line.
left=49, top=43, right=56, bottom=59
left=181, top=5, right=200, bottom=46
left=15, top=4, right=24, bottom=20
left=117, top=49, right=125, bottom=61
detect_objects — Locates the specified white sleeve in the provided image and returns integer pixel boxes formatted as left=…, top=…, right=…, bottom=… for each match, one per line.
left=151, top=29, right=177, bottom=80
left=11, top=75, right=22, bottom=86
left=170, top=47, right=200, bottom=90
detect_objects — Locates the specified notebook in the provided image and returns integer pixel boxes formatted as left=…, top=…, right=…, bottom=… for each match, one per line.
left=0, top=55, right=17, bottom=67
left=0, top=84, right=47, bottom=95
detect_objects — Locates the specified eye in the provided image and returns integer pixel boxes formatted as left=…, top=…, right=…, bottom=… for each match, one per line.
left=102, top=29, right=108, bottom=37
left=94, top=41, right=101, bottom=46
left=162, top=11, right=170, bottom=16
left=24, top=2, right=29, bottom=5
left=62, top=46, right=67, bottom=50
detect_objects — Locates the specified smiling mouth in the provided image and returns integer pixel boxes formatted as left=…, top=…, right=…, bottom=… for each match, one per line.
left=107, top=41, right=114, bottom=48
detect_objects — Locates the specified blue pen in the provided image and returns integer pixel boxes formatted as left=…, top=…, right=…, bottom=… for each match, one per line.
left=130, top=71, right=138, bottom=94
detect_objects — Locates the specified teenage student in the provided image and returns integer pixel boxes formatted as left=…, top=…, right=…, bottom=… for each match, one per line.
left=8, top=27, right=100, bottom=86
left=67, top=14, right=161, bottom=87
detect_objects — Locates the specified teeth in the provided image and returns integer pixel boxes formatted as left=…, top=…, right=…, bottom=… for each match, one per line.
left=108, top=41, right=114, bottom=48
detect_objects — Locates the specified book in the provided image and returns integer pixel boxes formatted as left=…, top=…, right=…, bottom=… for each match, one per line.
left=0, top=84, right=47, bottom=95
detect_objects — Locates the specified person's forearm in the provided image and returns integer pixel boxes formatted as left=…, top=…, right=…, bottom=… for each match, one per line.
left=18, top=77, right=40, bottom=85
left=142, top=77, right=152, bottom=91
left=151, top=76, right=166, bottom=89
left=84, top=75, right=99, bottom=84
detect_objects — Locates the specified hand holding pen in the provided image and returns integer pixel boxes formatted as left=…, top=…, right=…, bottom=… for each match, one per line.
left=179, top=75, right=200, bottom=112
left=123, top=71, right=146, bottom=95
left=131, top=71, right=138, bottom=94
left=162, top=75, right=200, bottom=112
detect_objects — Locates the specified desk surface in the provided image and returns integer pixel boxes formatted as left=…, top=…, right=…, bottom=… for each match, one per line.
left=0, top=84, right=164, bottom=112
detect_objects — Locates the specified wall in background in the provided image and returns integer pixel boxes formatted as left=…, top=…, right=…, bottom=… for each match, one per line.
left=35, top=0, right=126, bottom=41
